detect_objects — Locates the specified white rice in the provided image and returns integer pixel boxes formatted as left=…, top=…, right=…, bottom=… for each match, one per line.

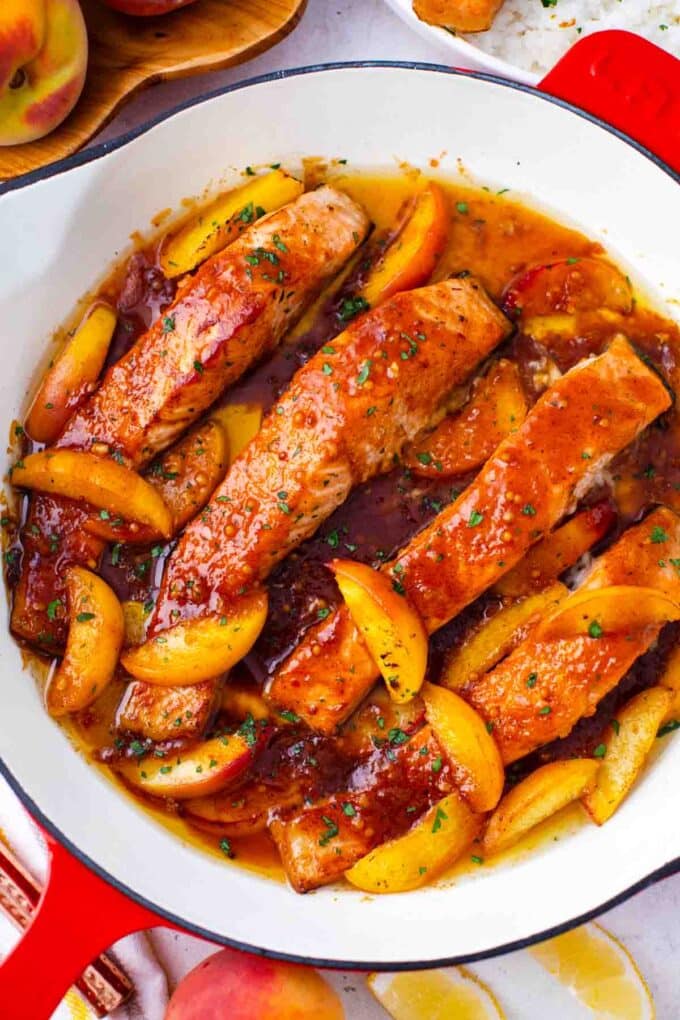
left=463, top=1, right=680, bottom=75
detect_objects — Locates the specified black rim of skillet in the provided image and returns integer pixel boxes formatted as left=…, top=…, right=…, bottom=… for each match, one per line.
left=1, top=61, right=679, bottom=972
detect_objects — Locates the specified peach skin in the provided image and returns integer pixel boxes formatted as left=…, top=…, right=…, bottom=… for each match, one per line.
left=0, top=0, right=87, bottom=146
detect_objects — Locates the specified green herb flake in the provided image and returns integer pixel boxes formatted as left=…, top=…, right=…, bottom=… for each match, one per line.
left=342, top=802, right=357, bottom=817
left=593, top=743, right=607, bottom=758
left=588, top=620, right=603, bottom=639
left=319, top=815, right=339, bottom=847
left=162, top=316, right=175, bottom=333
left=651, top=526, right=668, bottom=544
left=432, top=806, right=448, bottom=834
left=76, top=612, right=95, bottom=623
left=468, top=510, right=484, bottom=528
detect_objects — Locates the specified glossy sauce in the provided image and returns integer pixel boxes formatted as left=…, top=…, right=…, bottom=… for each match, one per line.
left=9, top=168, right=680, bottom=883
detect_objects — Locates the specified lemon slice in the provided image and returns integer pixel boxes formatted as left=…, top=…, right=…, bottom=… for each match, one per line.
left=368, top=967, right=505, bottom=1020
left=530, top=922, right=654, bottom=1019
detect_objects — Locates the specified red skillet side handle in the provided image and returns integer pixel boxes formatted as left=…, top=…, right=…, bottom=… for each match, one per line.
left=0, top=827, right=173, bottom=1020
left=539, top=30, right=680, bottom=176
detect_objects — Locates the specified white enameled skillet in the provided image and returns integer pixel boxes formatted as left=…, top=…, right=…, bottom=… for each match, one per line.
left=0, top=31, right=678, bottom=1016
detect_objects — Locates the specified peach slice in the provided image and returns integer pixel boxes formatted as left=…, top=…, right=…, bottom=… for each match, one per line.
left=582, top=686, right=671, bottom=825
left=421, top=682, right=504, bottom=812
left=359, top=183, right=448, bottom=308
left=345, top=790, right=481, bottom=893
left=45, top=567, right=124, bottom=717
left=221, top=682, right=272, bottom=722
left=441, top=583, right=567, bottom=691
left=0, top=0, right=88, bottom=146
left=117, top=732, right=262, bottom=800
left=658, top=645, right=680, bottom=720
left=211, top=403, right=263, bottom=465
left=121, top=600, right=147, bottom=648
left=26, top=303, right=116, bottom=444
left=330, top=558, right=428, bottom=703
left=11, top=449, right=173, bottom=539
left=535, top=585, right=680, bottom=643
left=405, top=360, right=527, bottom=478
left=121, top=590, right=268, bottom=685
left=85, top=419, right=228, bottom=542
left=160, top=170, right=304, bottom=277
left=494, top=502, right=615, bottom=598
left=483, top=759, right=600, bottom=856
left=165, top=948, right=344, bottom=1020
left=503, top=257, right=633, bottom=319
left=185, top=780, right=303, bottom=837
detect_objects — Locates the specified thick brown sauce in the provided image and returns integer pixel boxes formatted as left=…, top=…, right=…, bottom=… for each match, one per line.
left=8, top=169, right=680, bottom=880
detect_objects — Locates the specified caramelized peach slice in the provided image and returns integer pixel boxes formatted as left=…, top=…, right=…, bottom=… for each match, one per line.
left=122, top=600, right=147, bottom=647
left=494, top=502, right=615, bottom=598
left=26, top=303, right=116, bottom=444
left=330, top=558, right=428, bottom=702
left=582, top=686, right=671, bottom=825
left=658, top=645, right=680, bottom=719
left=536, top=585, right=680, bottom=643
left=211, top=403, right=263, bottom=465
left=421, top=682, right=503, bottom=812
left=406, top=360, right=527, bottom=478
left=46, top=567, right=124, bottom=716
left=221, top=682, right=272, bottom=721
left=503, top=257, right=633, bottom=319
left=160, top=170, right=304, bottom=277
left=85, top=419, right=229, bottom=542
left=441, top=584, right=567, bottom=691
left=117, top=732, right=262, bottom=800
left=121, top=590, right=268, bottom=685
left=483, top=759, right=599, bottom=856
left=345, top=790, right=481, bottom=893
left=12, top=450, right=173, bottom=538
left=185, top=780, right=303, bottom=837
left=359, top=183, right=448, bottom=308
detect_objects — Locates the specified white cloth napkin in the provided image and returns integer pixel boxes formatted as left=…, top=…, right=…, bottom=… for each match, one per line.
left=0, top=778, right=169, bottom=1020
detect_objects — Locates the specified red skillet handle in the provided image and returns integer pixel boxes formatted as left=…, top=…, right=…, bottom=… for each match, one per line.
left=0, top=827, right=172, bottom=1019
left=539, top=30, right=680, bottom=176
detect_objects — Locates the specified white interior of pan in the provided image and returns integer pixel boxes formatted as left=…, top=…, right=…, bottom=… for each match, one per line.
left=1, top=66, right=679, bottom=966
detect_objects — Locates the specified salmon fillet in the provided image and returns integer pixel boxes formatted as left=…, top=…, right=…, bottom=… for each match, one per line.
left=268, top=337, right=671, bottom=732
left=13, top=187, right=369, bottom=647
left=150, top=277, right=511, bottom=632
left=269, top=724, right=454, bottom=892
left=463, top=507, right=680, bottom=763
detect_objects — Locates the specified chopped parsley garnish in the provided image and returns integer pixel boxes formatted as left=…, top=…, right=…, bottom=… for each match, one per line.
left=219, top=838, right=235, bottom=858
left=538, top=705, right=552, bottom=715
left=317, top=607, right=331, bottom=620
left=431, top=755, right=443, bottom=773
left=388, top=727, right=409, bottom=747
left=326, top=530, right=340, bottom=548
left=456, top=201, right=469, bottom=214
left=338, top=295, right=370, bottom=322
left=432, top=806, right=448, bottom=834
left=356, top=360, right=372, bottom=386
left=417, top=452, right=432, bottom=466
left=651, top=526, right=668, bottom=544
left=342, top=802, right=357, bottom=817
left=526, top=672, right=538, bottom=688
left=237, top=713, right=258, bottom=748
left=593, top=743, right=607, bottom=758
left=46, top=599, right=62, bottom=621
left=588, top=620, right=603, bottom=639
left=471, top=855, right=484, bottom=865
left=162, top=315, right=175, bottom=333
left=76, top=612, right=95, bottom=623
left=279, top=709, right=300, bottom=723
left=521, top=503, right=537, bottom=517
left=468, top=510, right=484, bottom=527
left=318, top=815, right=339, bottom=846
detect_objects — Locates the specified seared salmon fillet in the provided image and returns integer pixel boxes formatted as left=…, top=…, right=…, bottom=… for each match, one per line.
left=150, top=278, right=511, bottom=632
left=13, top=187, right=369, bottom=647
left=269, top=724, right=454, bottom=892
left=414, top=0, right=504, bottom=33
left=268, top=337, right=671, bottom=732
left=463, top=507, right=680, bottom=763
left=60, top=187, right=370, bottom=464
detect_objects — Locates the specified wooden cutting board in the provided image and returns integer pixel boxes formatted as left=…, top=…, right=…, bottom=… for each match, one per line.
left=0, top=0, right=306, bottom=182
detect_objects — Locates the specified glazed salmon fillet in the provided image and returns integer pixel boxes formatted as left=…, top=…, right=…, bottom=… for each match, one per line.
left=268, top=337, right=671, bottom=732
left=13, top=187, right=369, bottom=647
left=463, top=507, right=680, bottom=763
left=150, top=277, right=511, bottom=632
left=269, top=724, right=454, bottom=892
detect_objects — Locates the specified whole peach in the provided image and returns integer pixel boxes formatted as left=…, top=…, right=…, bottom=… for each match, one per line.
left=165, top=948, right=345, bottom=1020
left=0, top=0, right=88, bottom=146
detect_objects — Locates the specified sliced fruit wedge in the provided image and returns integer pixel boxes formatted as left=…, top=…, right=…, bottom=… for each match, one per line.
left=121, top=600, right=147, bottom=648
left=330, top=558, right=428, bottom=702
left=345, top=790, right=481, bottom=893
left=535, top=585, right=680, bottom=642
left=503, top=257, right=633, bottom=319
left=12, top=449, right=173, bottom=539
left=121, top=590, right=268, bottom=685
left=359, top=183, right=449, bottom=307
left=421, top=682, right=504, bottom=812
left=117, top=731, right=264, bottom=800
left=160, top=169, right=304, bottom=277
left=26, top=302, right=117, bottom=444
left=406, top=359, right=527, bottom=478
left=85, top=418, right=229, bottom=543
left=658, top=644, right=680, bottom=720
left=46, top=567, right=124, bottom=717
left=368, top=967, right=505, bottom=1020
left=582, top=685, right=671, bottom=825
left=211, top=403, right=263, bottom=465
left=494, top=501, right=615, bottom=598
left=530, top=922, right=654, bottom=1020
left=442, top=583, right=567, bottom=691
left=483, top=759, right=599, bottom=856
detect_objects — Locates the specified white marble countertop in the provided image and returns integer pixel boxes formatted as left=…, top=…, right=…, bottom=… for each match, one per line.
left=91, top=3, right=680, bottom=1014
